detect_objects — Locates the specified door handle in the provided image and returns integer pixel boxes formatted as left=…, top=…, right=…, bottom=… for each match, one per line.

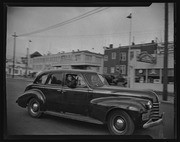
left=57, top=89, right=66, bottom=93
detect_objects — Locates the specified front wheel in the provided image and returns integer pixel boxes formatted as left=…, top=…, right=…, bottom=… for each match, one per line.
left=27, top=98, right=43, bottom=118
left=107, top=110, right=135, bottom=135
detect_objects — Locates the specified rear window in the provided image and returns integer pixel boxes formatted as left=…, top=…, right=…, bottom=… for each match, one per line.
left=34, top=73, right=49, bottom=85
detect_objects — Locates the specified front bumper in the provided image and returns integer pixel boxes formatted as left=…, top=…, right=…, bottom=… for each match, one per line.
left=143, top=112, right=164, bottom=129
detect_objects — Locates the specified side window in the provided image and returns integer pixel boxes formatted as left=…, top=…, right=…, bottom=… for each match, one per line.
left=35, top=74, right=49, bottom=84
left=65, top=73, right=87, bottom=88
left=76, top=75, right=87, bottom=88
left=47, top=73, right=63, bottom=85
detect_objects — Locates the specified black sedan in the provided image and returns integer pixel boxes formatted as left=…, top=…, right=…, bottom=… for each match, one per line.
left=16, top=69, right=164, bottom=135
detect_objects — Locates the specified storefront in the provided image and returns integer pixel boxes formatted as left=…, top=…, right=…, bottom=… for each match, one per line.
left=130, top=48, right=174, bottom=93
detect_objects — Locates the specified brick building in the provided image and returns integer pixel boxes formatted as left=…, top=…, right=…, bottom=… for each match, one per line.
left=103, top=41, right=174, bottom=93
left=103, top=41, right=157, bottom=76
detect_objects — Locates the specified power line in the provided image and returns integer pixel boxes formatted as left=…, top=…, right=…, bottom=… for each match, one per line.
left=18, top=7, right=109, bottom=37
left=24, top=29, right=173, bottom=38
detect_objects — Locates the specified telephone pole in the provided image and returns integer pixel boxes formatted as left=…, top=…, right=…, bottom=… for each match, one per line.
left=12, top=32, right=18, bottom=78
left=25, top=40, right=31, bottom=77
left=127, top=13, right=132, bottom=88
left=163, top=3, right=168, bottom=101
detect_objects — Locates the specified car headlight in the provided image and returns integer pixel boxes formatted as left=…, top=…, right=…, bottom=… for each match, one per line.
left=146, top=101, right=152, bottom=110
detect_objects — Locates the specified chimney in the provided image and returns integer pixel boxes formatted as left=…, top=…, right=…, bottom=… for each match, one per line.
left=151, top=40, right=154, bottom=43
left=132, top=42, right=135, bottom=45
left=109, top=44, right=113, bottom=48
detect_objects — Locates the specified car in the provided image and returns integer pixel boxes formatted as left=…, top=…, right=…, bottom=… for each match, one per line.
left=16, top=69, right=164, bottom=135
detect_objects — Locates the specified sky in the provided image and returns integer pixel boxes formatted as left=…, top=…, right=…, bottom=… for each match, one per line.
left=6, top=3, right=174, bottom=59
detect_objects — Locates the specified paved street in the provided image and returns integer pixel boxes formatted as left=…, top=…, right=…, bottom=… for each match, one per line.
left=5, top=77, right=175, bottom=139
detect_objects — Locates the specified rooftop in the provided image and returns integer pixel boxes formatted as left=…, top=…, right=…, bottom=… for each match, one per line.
left=104, top=42, right=158, bottom=51
left=38, top=69, right=97, bottom=75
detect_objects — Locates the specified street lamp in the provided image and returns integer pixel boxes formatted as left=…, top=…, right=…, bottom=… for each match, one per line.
left=126, top=13, right=132, bottom=88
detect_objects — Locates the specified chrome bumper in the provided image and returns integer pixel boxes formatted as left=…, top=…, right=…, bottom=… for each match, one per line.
left=143, top=112, right=164, bottom=129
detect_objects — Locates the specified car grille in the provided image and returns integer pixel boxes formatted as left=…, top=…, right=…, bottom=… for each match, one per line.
left=150, top=103, right=160, bottom=121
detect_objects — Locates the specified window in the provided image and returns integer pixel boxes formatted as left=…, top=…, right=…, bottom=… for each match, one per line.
left=135, top=69, right=147, bottom=83
left=119, top=65, right=126, bottom=75
left=111, top=67, right=115, bottom=73
left=85, top=73, right=104, bottom=87
left=112, top=52, right=116, bottom=59
left=103, top=67, right=107, bottom=74
left=85, top=55, right=92, bottom=61
left=119, top=52, right=126, bottom=61
left=147, top=69, right=160, bottom=83
left=35, top=73, right=49, bottom=84
left=130, top=51, right=134, bottom=60
left=15, top=69, right=18, bottom=74
left=116, top=65, right=120, bottom=72
left=162, top=68, right=174, bottom=84
left=76, top=75, right=87, bottom=88
left=47, top=73, right=63, bottom=85
left=65, top=73, right=87, bottom=88
left=75, top=55, right=81, bottom=61
left=104, top=55, right=108, bottom=61
left=9, top=68, right=11, bottom=74
left=95, top=57, right=101, bottom=63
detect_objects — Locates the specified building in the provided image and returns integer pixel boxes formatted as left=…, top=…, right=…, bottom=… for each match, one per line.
left=103, top=41, right=174, bottom=93
left=103, top=41, right=157, bottom=76
left=6, top=60, right=33, bottom=76
left=29, top=50, right=104, bottom=74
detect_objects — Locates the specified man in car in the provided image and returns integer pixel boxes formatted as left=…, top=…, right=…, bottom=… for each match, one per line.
left=66, top=74, right=77, bottom=88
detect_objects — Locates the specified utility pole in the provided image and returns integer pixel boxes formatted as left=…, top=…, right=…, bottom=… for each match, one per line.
left=25, top=40, right=31, bottom=77
left=12, top=32, right=17, bottom=78
left=163, top=3, right=168, bottom=101
left=127, top=13, right=132, bottom=88
left=25, top=48, right=29, bottom=77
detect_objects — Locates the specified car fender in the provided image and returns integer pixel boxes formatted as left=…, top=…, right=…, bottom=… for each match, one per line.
left=90, top=96, right=147, bottom=123
left=16, top=89, right=46, bottom=109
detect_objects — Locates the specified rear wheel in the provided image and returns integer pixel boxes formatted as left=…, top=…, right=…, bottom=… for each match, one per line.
left=27, top=98, right=42, bottom=118
left=107, top=110, right=135, bottom=135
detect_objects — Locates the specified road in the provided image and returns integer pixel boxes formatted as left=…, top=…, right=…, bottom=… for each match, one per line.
left=5, top=78, right=174, bottom=139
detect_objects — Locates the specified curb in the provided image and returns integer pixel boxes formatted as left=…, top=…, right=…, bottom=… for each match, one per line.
left=160, top=100, right=174, bottom=105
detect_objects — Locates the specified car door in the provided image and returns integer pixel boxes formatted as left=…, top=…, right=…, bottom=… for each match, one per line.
left=62, top=73, right=89, bottom=115
left=32, top=71, right=64, bottom=112
left=44, top=72, right=64, bottom=112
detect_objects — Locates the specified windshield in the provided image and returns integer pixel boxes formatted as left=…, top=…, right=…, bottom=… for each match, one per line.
left=85, top=73, right=109, bottom=87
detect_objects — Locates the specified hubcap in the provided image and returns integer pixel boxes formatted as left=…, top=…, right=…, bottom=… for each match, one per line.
left=115, top=119, right=124, bottom=129
left=113, top=117, right=126, bottom=132
left=32, top=103, right=39, bottom=112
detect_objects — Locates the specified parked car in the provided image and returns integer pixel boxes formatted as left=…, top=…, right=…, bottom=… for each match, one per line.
left=103, top=74, right=116, bottom=85
left=16, top=69, right=164, bottom=135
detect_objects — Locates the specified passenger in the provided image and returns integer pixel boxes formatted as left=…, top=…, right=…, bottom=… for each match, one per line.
left=66, top=74, right=77, bottom=88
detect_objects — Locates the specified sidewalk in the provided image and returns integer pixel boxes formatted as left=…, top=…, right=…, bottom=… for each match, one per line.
left=158, top=95, right=174, bottom=104
left=155, top=91, right=174, bottom=104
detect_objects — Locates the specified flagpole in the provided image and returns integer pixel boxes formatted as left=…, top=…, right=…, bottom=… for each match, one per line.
left=127, top=13, right=132, bottom=88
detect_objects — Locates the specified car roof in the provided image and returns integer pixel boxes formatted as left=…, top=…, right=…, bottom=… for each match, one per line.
left=37, top=69, right=97, bottom=76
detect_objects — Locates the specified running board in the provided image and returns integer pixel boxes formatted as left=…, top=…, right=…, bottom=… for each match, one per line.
left=44, top=111, right=103, bottom=125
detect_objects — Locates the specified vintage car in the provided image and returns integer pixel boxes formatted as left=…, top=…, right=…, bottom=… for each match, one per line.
left=16, top=69, right=164, bottom=135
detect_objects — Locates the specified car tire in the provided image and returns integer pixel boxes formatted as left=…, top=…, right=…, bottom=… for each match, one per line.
left=27, top=98, right=42, bottom=118
left=107, top=110, right=135, bottom=135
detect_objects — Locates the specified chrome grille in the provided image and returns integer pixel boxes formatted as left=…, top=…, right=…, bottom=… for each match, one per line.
left=150, top=103, right=160, bottom=120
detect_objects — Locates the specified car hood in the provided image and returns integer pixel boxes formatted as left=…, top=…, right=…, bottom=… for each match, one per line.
left=92, top=86, right=159, bottom=102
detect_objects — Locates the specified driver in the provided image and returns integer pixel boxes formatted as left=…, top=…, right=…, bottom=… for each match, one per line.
left=66, top=74, right=77, bottom=88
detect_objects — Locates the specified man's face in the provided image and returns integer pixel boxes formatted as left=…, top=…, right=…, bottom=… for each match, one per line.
left=67, top=75, right=72, bottom=81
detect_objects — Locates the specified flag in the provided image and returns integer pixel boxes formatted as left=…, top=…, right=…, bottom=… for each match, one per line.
left=126, top=13, right=132, bottom=19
